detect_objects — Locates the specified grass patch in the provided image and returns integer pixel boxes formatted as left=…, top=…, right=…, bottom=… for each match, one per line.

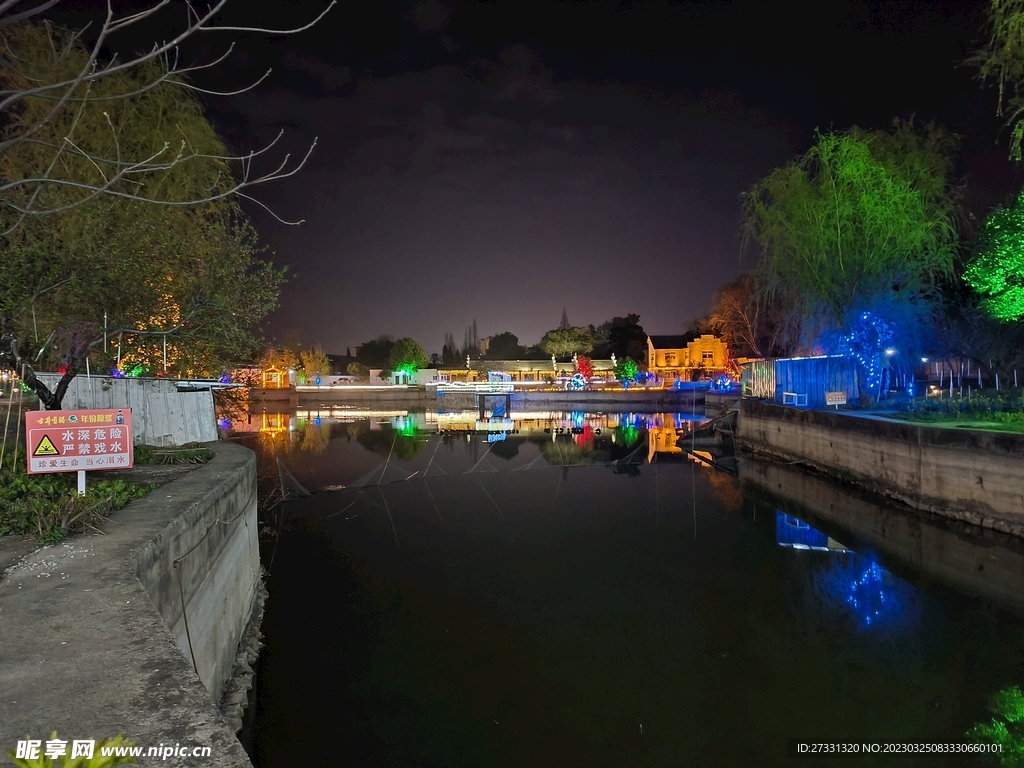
left=135, top=443, right=214, bottom=465
left=893, top=391, right=1024, bottom=433
left=0, top=445, right=157, bottom=541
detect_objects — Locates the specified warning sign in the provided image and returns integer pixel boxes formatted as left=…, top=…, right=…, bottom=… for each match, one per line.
left=25, top=408, right=133, bottom=475
left=33, top=435, right=59, bottom=456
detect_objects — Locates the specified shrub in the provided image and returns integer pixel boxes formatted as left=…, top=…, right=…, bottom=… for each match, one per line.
left=0, top=445, right=156, bottom=539
left=967, top=686, right=1024, bottom=766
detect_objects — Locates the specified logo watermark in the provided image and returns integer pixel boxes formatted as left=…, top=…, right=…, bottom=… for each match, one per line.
left=15, top=738, right=212, bottom=761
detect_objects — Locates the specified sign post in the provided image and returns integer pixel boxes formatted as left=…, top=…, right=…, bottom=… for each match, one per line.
left=25, top=408, right=134, bottom=495
left=825, top=391, right=847, bottom=409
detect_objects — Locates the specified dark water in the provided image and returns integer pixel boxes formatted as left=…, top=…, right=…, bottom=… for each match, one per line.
left=241, top=409, right=1024, bottom=767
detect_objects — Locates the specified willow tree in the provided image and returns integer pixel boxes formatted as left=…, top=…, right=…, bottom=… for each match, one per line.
left=741, top=119, right=960, bottom=353
left=973, top=0, right=1024, bottom=159
left=0, top=22, right=285, bottom=406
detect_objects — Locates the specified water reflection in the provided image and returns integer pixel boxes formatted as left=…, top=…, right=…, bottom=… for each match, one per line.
left=243, top=406, right=1024, bottom=768
left=776, top=512, right=851, bottom=553
left=226, top=407, right=707, bottom=470
left=776, top=511, right=919, bottom=634
left=814, top=554, right=921, bottom=633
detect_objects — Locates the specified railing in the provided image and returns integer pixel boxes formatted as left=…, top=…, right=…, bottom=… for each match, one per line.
left=436, top=382, right=514, bottom=394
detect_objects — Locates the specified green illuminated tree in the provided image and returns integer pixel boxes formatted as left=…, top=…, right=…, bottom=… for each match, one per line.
left=388, top=338, right=429, bottom=372
left=614, top=357, right=639, bottom=382
left=967, top=686, right=1024, bottom=765
left=965, top=192, right=1024, bottom=321
left=973, top=0, right=1024, bottom=160
left=539, top=326, right=593, bottom=360
left=742, top=120, right=960, bottom=344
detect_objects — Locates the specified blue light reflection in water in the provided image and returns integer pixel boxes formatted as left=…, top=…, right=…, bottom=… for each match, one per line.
left=777, top=511, right=919, bottom=633
left=814, top=554, right=919, bottom=632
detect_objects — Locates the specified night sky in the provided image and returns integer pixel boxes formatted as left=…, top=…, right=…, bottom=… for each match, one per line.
left=53, top=0, right=1024, bottom=355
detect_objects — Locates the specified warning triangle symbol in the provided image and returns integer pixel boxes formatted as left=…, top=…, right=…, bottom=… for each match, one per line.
left=33, top=435, right=60, bottom=457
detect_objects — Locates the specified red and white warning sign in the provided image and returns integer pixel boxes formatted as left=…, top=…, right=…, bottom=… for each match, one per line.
left=25, top=408, right=134, bottom=474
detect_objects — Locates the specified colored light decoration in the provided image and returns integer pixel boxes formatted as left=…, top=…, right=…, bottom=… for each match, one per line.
left=615, top=424, right=641, bottom=448
left=838, top=311, right=895, bottom=393
left=964, top=191, right=1024, bottom=321
left=574, top=423, right=594, bottom=448
left=814, top=553, right=919, bottom=633
left=395, top=362, right=417, bottom=375
left=574, top=354, right=594, bottom=382
left=220, top=374, right=231, bottom=384
left=111, top=367, right=125, bottom=378
left=569, top=372, right=586, bottom=390
left=218, top=418, right=232, bottom=431
left=615, top=357, right=639, bottom=383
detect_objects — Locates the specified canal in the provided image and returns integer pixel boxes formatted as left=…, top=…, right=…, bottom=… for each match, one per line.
left=235, top=407, right=1024, bottom=766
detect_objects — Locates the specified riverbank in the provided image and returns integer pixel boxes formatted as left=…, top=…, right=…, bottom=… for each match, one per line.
left=0, top=442, right=259, bottom=766
left=735, top=398, right=1024, bottom=536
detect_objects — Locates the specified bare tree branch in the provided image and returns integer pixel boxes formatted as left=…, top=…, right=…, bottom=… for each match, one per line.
left=0, top=0, right=61, bottom=28
left=1, top=1, right=332, bottom=233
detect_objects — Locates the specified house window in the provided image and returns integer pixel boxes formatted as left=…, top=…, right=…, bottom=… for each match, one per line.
left=702, top=350, right=715, bottom=362
left=666, top=352, right=676, bottom=365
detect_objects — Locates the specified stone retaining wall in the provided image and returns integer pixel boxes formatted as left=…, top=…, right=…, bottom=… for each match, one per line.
left=735, top=399, right=1024, bottom=534
left=0, top=442, right=259, bottom=766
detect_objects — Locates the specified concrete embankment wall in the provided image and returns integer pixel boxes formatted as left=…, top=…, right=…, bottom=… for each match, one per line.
left=0, top=442, right=258, bottom=766
left=297, top=388, right=436, bottom=409
left=135, top=442, right=260, bottom=703
left=740, top=459, right=1024, bottom=614
left=736, top=399, right=1024, bottom=534
left=513, top=389, right=703, bottom=408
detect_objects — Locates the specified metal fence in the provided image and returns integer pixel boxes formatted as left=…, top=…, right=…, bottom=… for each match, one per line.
left=741, top=356, right=861, bottom=409
left=34, top=374, right=217, bottom=446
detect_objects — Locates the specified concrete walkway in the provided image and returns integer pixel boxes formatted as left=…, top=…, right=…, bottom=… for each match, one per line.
left=0, top=445, right=253, bottom=767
